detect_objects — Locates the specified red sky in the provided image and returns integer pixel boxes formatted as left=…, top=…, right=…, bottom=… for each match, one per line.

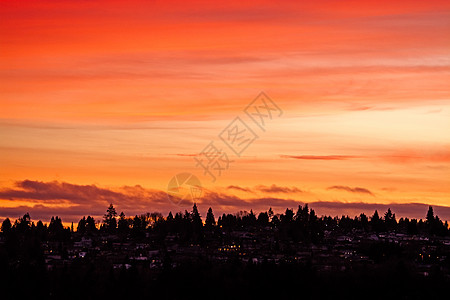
left=1, top=0, right=449, bottom=223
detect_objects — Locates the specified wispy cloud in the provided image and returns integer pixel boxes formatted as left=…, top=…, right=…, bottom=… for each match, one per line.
left=281, top=155, right=361, bottom=160
left=1, top=180, right=450, bottom=222
left=226, top=184, right=302, bottom=194
left=327, top=185, right=374, bottom=196
left=255, top=184, right=303, bottom=194
left=380, top=150, right=450, bottom=164
left=199, top=191, right=300, bottom=212
left=174, top=153, right=198, bottom=157
left=0, top=180, right=168, bottom=218
left=226, top=185, right=254, bottom=193
left=281, top=151, right=450, bottom=164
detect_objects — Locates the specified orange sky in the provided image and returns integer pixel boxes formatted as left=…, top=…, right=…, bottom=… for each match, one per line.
left=1, top=0, right=449, bottom=222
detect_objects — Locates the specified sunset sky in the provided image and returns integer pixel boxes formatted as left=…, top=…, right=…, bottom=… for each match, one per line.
left=1, top=0, right=449, bottom=223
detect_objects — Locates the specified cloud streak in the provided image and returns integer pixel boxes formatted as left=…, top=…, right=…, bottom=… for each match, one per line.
left=327, top=185, right=374, bottom=196
left=255, top=184, right=303, bottom=194
left=0, top=180, right=169, bottom=219
left=226, top=185, right=254, bottom=193
left=281, top=155, right=361, bottom=160
left=226, top=184, right=302, bottom=194
left=2, top=180, right=449, bottom=223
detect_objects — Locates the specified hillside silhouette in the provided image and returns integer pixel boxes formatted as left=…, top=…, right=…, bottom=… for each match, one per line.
left=1, top=204, right=449, bottom=299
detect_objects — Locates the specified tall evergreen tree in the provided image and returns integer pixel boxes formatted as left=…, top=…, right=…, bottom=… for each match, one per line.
left=205, top=207, right=216, bottom=229
left=103, top=204, right=118, bottom=232
left=77, top=217, right=86, bottom=234
left=426, top=206, right=435, bottom=224
left=268, top=207, right=274, bottom=222
left=1, top=217, right=12, bottom=233
left=384, top=208, right=397, bottom=231
left=371, top=210, right=382, bottom=232
left=282, top=208, right=294, bottom=223
left=192, top=203, right=203, bottom=228
left=118, top=212, right=129, bottom=234
left=85, top=216, right=97, bottom=234
left=15, top=213, right=32, bottom=233
left=257, top=212, right=269, bottom=226
left=360, top=213, right=369, bottom=231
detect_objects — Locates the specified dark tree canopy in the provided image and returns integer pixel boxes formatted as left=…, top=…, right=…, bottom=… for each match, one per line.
left=103, top=203, right=118, bottom=231
left=205, top=207, right=216, bottom=229
left=1, top=217, right=11, bottom=233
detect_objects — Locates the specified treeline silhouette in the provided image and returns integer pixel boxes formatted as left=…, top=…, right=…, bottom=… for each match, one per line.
left=2, top=204, right=449, bottom=243
left=1, top=204, right=450, bottom=299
